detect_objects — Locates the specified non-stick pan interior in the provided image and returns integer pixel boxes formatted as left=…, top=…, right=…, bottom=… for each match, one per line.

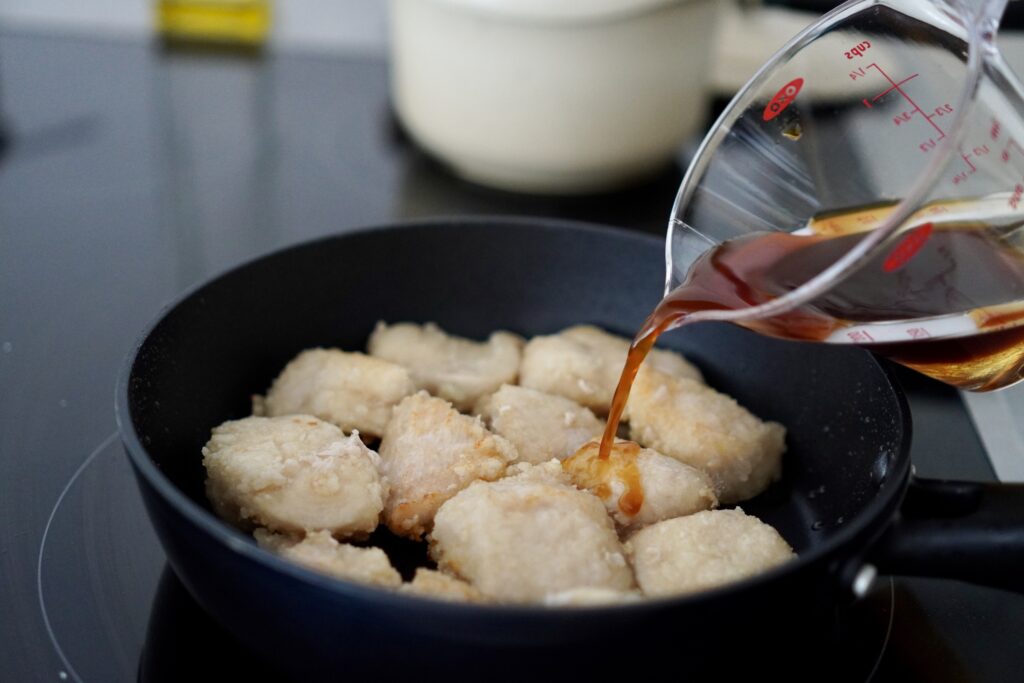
left=125, top=218, right=908, bottom=563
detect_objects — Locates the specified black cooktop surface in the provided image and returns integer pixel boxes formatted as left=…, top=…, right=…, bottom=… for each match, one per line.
left=2, top=31, right=1023, bottom=682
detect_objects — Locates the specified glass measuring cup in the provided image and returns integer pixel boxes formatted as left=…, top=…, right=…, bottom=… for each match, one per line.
left=666, top=0, right=1024, bottom=390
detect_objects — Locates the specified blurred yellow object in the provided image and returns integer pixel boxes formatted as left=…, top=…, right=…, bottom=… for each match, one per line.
left=157, top=0, right=271, bottom=46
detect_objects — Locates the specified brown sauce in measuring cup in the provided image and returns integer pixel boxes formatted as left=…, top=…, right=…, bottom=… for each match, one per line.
left=598, top=220, right=1024, bottom=462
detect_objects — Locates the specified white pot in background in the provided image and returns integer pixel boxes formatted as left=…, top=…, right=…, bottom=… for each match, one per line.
left=388, top=0, right=721, bottom=194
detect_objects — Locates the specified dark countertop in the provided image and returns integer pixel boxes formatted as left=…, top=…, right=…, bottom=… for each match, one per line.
left=0, top=30, right=1020, bottom=682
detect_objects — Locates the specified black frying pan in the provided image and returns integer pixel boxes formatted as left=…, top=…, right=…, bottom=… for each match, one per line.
left=117, top=218, right=1024, bottom=680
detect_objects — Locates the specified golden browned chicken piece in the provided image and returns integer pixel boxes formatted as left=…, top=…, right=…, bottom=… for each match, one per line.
left=627, top=366, right=785, bottom=504
left=625, top=509, right=795, bottom=597
left=542, top=587, right=641, bottom=607
left=518, top=325, right=702, bottom=414
left=399, top=568, right=485, bottom=603
left=429, top=461, right=635, bottom=603
left=378, top=392, right=517, bottom=539
left=368, top=321, right=523, bottom=411
left=261, top=348, right=416, bottom=438
left=474, top=384, right=604, bottom=464
left=255, top=529, right=401, bottom=587
left=203, top=415, right=387, bottom=537
left=563, top=439, right=717, bottom=532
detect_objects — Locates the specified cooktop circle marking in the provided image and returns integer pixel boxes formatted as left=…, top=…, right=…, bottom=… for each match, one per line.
left=32, top=431, right=895, bottom=681
left=866, top=578, right=896, bottom=683
left=36, top=431, right=119, bottom=683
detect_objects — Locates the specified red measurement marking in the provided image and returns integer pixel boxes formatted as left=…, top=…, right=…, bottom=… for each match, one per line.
left=928, top=104, right=954, bottom=118
left=862, top=98, right=873, bottom=109
left=883, top=223, right=933, bottom=273
left=1009, top=183, right=1024, bottom=209
left=992, top=119, right=1002, bottom=140
left=763, top=78, right=804, bottom=121
left=847, top=330, right=876, bottom=343
left=845, top=41, right=872, bottom=59
left=1001, top=138, right=1024, bottom=163
left=961, top=152, right=977, bottom=173
left=907, top=327, right=931, bottom=339
left=868, top=63, right=946, bottom=141
left=893, top=111, right=914, bottom=126
left=873, top=72, right=919, bottom=101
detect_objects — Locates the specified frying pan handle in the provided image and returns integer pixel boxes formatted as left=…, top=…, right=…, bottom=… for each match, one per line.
left=867, top=477, right=1024, bottom=593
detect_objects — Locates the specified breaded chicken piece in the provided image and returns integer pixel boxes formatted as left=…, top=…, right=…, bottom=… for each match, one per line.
left=543, top=587, right=642, bottom=607
left=379, top=392, right=517, bottom=539
left=368, top=322, right=524, bottom=411
left=262, top=348, right=416, bottom=438
left=254, top=529, right=401, bottom=587
left=203, top=416, right=387, bottom=536
left=399, top=568, right=485, bottom=603
left=625, top=509, right=795, bottom=597
left=519, top=325, right=703, bottom=414
left=627, top=367, right=785, bottom=504
left=474, top=384, right=604, bottom=464
left=429, top=461, right=635, bottom=603
left=563, top=439, right=717, bottom=532
left=501, top=458, right=572, bottom=483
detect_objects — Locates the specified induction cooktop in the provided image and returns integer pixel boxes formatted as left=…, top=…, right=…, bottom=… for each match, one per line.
left=3, top=30, right=1023, bottom=683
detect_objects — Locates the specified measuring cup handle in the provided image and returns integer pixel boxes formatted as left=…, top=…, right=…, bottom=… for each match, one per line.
left=867, top=477, right=1024, bottom=593
left=979, top=0, right=1010, bottom=29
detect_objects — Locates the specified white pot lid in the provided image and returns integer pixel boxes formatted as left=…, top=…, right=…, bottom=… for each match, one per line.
left=430, top=0, right=692, bottom=24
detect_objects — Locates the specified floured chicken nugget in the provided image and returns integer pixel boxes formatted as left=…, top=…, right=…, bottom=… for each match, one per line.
left=379, top=392, right=516, bottom=539
left=429, top=461, right=635, bottom=603
left=368, top=322, right=524, bottom=411
left=399, top=568, right=484, bottom=603
left=519, top=325, right=702, bottom=414
left=563, top=439, right=717, bottom=532
left=255, top=529, right=401, bottom=587
left=203, top=415, right=386, bottom=536
left=501, top=458, right=571, bottom=482
left=474, top=384, right=604, bottom=464
left=543, top=587, right=641, bottom=607
left=627, top=367, right=785, bottom=504
left=262, top=348, right=415, bottom=438
left=625, top=509, right=795, bottom=597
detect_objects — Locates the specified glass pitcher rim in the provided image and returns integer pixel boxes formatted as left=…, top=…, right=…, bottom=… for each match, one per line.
left=665, top=0, right=997, bottom=324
